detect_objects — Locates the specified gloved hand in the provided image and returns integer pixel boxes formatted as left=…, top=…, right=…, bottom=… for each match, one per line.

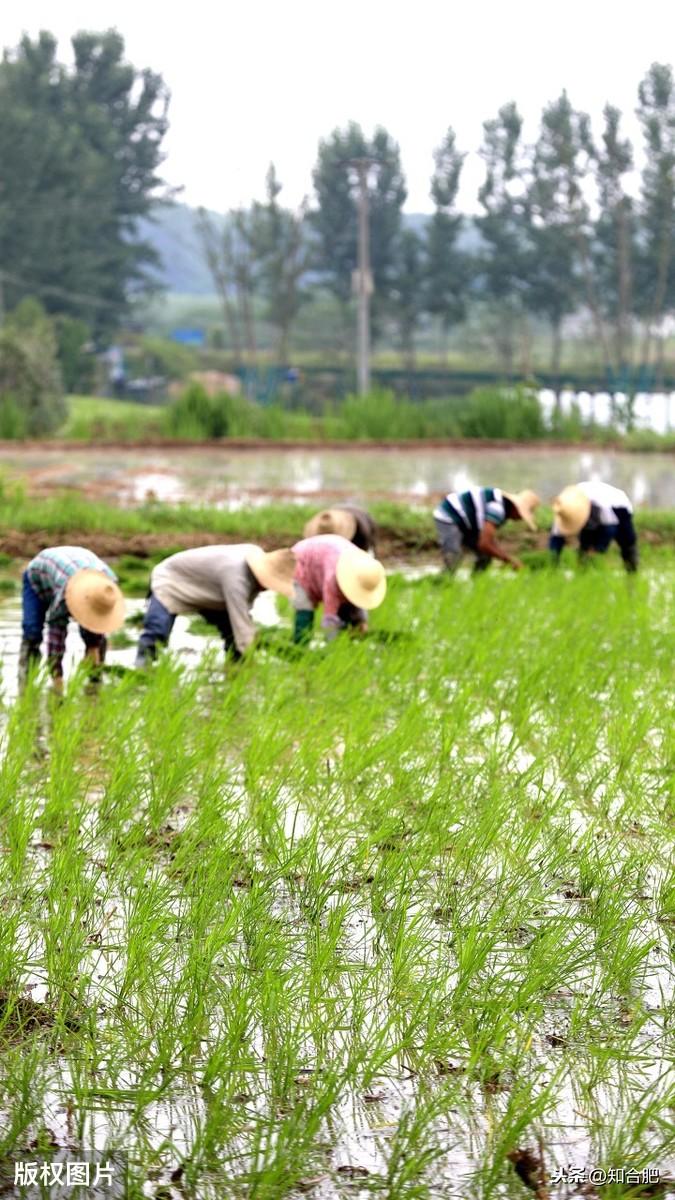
left=293, top=609, right=314, bottom=644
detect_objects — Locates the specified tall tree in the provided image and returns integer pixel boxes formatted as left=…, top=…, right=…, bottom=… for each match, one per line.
left=476, top=103, right=529, bottom=373
left=532, top=92, right=615, bottom=372
left=196, top=207, right=259, bottom=365
left=524, top=106, right=582, bottom=379
left=635, top=63, right=675, bottom=371
left=251, top=165, right=312, bottom=362
left=195, top=210, right=243, bottom=361
left=389, top=228, right=425, bottom=372
left=593, top=105, right=636, bottom=374
left=0, top=30, right=169, bottom=335
left=425, top=128, right=468, bottom=361
left=310, top=123, right=406, bottom=343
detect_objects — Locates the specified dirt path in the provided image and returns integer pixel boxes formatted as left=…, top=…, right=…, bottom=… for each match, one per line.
left=0, top=435, right=653, bottom=453
left=0, top=526, right=670, bottom=564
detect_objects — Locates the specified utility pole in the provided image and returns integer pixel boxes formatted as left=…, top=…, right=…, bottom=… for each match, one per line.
left=343, top=156, right=378, bottom=396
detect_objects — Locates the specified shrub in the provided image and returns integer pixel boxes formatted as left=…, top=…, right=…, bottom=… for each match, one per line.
left=0, top=299, right=66, bottom=436
left=456, top=385, right=545, bottom=440
left=164, top=383, right=229, bottom=438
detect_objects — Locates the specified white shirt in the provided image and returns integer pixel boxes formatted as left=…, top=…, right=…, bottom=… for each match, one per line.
left=151, top=544, right=260, bottom=654
left=551, top=480, right=632, bottom=537
left=577, top=481, right=632, bottom=524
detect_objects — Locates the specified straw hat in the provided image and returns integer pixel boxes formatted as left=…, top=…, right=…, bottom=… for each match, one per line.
left=502, top=489, right=540, bottom=531
left=336, top=548, right=387, bottom=610
left=245, top=546, right=296, bottom=598
left=303, top=508, right=358, bottom=540
left=65, top=570, right=125, bottom=634
left=552, top=485, right=592, bottom=536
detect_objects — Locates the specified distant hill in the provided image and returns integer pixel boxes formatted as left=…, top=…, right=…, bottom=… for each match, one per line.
left=140, top=203, right=483, bottom=297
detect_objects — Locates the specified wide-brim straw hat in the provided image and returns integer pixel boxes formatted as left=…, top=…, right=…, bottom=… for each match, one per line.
left=336, top=548, right=387, bottom=610
left=552, top=485, right=592, bottom=536
left=65, top=570, right=126, bottom=634
left=303, top=508, right=358, bottom=541
left=245, top=546, right=296, bottom=599
left=502, top=489, right=540, bottom=531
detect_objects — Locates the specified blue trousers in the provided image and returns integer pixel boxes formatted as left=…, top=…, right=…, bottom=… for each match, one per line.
left=137, top=592, right=240, bottom=660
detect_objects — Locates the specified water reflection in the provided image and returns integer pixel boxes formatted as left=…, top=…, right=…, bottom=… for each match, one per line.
left=0, top=444, right=672, bottom=508
left=0, top=592, right=281, bottom=704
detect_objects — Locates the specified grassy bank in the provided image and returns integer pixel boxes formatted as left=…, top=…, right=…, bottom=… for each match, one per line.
left=56, top=394, right=675, bottom=449
left=0, top=491, right=673, bottom=559
left=0, top=567, right=672, bottom=1195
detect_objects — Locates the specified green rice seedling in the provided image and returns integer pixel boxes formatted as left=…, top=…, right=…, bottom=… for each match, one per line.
left=0, top=557, right=672, bottom=1195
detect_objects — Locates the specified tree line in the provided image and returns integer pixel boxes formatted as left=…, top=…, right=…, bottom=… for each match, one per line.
left=0, top=30, right=673, bottom=387
left=199, top=68, right=675, bottom=383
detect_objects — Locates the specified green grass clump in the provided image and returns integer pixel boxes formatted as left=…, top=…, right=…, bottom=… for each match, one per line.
left=60, top=395, right=164, bottom=441
left=0, top=566, right=673, bottom=1195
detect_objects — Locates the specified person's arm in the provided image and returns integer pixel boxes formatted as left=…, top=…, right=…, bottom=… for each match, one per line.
left=45, top=622, right=67, bottom=681
left=476, top=521, right=523, bottom=569
left=221, top=570, right=256, bottom=657
left=548, top=532, right=567, bottom=562
left=321, top=573, right=348, bottom=633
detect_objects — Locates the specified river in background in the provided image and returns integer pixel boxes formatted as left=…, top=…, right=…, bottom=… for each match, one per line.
left=0, top=444, right=672, bottom=508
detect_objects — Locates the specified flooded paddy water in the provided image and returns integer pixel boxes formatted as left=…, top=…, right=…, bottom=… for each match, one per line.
left=0, top=442, right=673, bottom=509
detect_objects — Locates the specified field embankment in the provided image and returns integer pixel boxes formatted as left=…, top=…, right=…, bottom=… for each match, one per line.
left=0, top=498, right=673, bottom=565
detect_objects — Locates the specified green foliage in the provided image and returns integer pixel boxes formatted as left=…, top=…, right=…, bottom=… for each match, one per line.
left=250, top=166, right=312, bottom=360
left=61, top=395, right=163, bottom=441
left=457, top=385, right=546, bottom=439
left=165, top=383, right=229, bottom=439
left=133, top=337, right=195, bottom=382
left=0, top=299, right=65, bottom=436
left=426, top=127, right=468, bottom=340
left=310, top=122, right=406, bottom=332
left=0, top=30, right=169, bottom=334
left=54, top=316, right=95, bottom=393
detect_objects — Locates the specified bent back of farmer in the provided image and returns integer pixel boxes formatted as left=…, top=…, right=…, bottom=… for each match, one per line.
left=434, top=486, right=539, bottom=573
left=135, top=543, right=295, bottom=665
left=291, top=534, right=386, bottom=642
left=303, top=506, right=377, bottom=553
left=550, top=481, right=638, bottom=572
left=21, top=546, right=125, bottom=690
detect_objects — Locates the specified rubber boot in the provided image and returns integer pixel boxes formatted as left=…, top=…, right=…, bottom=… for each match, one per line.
left=293, top=610, right=314, bottom=644
left=18, top=639, right=41, bottom=693
left=83, top=641, right=106, bottom=690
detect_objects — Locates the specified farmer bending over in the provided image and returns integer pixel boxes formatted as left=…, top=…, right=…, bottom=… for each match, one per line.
left=549, top=482, right=638, bottom=572
left=291, top=534, right=386, bottom=643
left=135, top=544, right=295, bottom=665
left=20, top=546, right=125, bottom=691
left=303, top=505, right=377, bottom=553
left=433, top=486, right=540, bottom=572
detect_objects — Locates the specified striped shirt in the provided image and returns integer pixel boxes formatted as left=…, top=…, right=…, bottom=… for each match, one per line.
left=26, top=547, right=116, bottom=664
left=434, top=487, right=507, bottom=544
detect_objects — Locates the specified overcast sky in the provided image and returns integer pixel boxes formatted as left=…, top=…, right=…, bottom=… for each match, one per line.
left=3, top=0, right=674, bottom=214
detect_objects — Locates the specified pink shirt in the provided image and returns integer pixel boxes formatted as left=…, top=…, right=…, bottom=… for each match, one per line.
left=292, top=534, right=352, bottom=619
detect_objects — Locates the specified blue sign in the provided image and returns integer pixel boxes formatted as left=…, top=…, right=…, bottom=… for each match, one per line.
left=171, top=328, right=206, bottom=347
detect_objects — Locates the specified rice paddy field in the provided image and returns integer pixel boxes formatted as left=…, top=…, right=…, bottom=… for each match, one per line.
left=0, top=557, right=674, bottom=1198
